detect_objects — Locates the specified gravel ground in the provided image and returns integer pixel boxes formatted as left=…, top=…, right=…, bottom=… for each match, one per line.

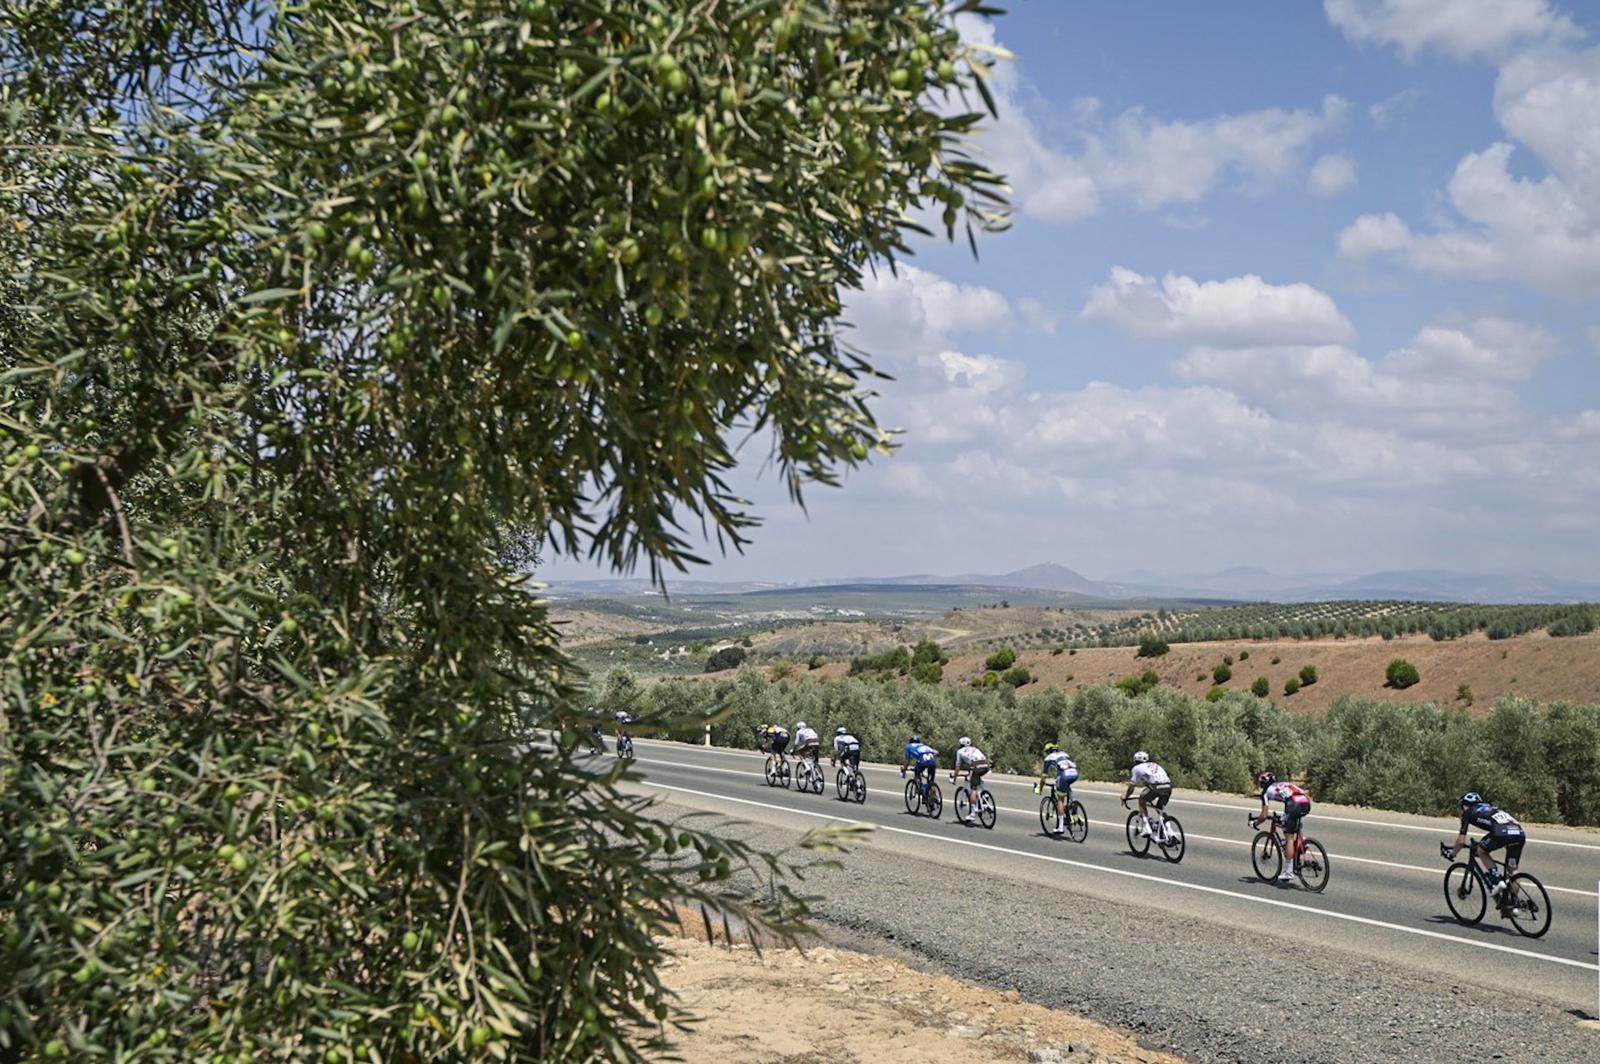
left=668, top=803, right=1598, bottom=1064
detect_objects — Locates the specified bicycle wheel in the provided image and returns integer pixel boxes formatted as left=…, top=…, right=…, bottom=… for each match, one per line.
left=1295, top=838, right=1330, bottom=893
left=904, top=779, right=920, bottom=814
left=977, top=791, right=996, bottom=829
left=1250, top=831, right=1282, bottom=882
left=1066, top=800, right=1089, bottom=843
left=778, top=760, right=791, bottom=789
left=954, top=786, right=972, bottom=823
left=763, top=760, right=777, bottom=787
left=1038, top=794, right=1055, bottom=835
left=1158, top=814, right=1185, bottom=863
left=1443, top=862, right=1486, bottom=925
left=809, top=766, right=824, bottom=795
left=834, top=768, right=848, bottom=800
left=926, top=783, right=943, bottom=820
left=1503, top=873, right=1552, bottom=938
left=1125, top=812, right=1151, bottom=856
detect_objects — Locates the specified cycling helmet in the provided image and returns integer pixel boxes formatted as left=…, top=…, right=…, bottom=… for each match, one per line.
left=797, top=721, right=808, bottom=731
left=1256, top=770, right=1276, bottom=790
left=1460, top=791, right=1482, bottom=806
left=1043, top=742, right=1057, bottom=754
left=909, top=734, right=921, bottom=744
left=835, top=725, right=847, bottom=736
left=1132, top=750, right=1149, bottom=764
left=958, top=736, right=972, bottom=748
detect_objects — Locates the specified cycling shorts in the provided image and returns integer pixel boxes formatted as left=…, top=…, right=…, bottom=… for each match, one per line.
left=966, top=762, right=990, bottom=785
left=1055, top=769, right=1080, bottom=792
left=769, top=735, right=789, bottom=755
left=836, top=748, right=861, bottom=767
left=796, top=741, right=820, bottom=759
left=1140, top=783, right=1172, bottom=810
left=1479, top=833, right=1525, bottom=871
left=1282, top=800, right=1311, bottom=835
left=913, top=760, right=936, bottom=780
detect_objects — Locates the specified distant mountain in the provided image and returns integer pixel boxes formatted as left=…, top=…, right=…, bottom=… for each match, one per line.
left=544, top=564, right=1600, bottom=605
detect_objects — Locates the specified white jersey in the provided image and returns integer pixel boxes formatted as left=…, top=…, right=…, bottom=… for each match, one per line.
left=955, top=745, right=989, bottom=769
left=1043, top=751, right=1072, bottom=774
left=1130, top=762, right=1170, bottom=787
left=794, top=725, right=819, bottom=746
left=833, top=732, right=860, bottom=755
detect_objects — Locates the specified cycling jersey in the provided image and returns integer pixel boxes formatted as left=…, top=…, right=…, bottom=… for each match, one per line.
left=904, top=741, right=938, bottom=767
left=833, top=733, right=861, bottom=756
left=1461, top=803, right=1524, bottom=838
left=955, top=746, right=989, bottom=770
left=1129, top=762, right=1170, bottom=788
left=1043, top=751, right=1079, bottom=788
left=1262, top=781, right=1310, bottom=806
left=614, top=711, right=632, bottom=727
left=794, top=725, right=819, bottom=747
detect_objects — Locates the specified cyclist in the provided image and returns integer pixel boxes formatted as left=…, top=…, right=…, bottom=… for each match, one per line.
left=1120, top=751, right=1172, bottom=839
left=757, top=722, right=789, bottom=775
left=951, top=736, right=990, bottom=822
left=1449, top=791, right=1526, bottom=895
left=1250, top=771, right=1311, bottom=883
left=1035, top=742, right=1079, bottom=837
left=613, top=709, right=633, bottom=752
left=793, top=720, right=821, bottom=769
left=900, top=734, right=940, bottom=794
left=830, top=725, right=862, bottom=773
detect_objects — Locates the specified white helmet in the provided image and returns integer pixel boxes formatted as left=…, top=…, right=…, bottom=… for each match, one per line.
left=796, top=721, right=808, bottom=730
left=1132, top=750, right=1149, bottom=764
left=958, top=736, right=972, bottom=748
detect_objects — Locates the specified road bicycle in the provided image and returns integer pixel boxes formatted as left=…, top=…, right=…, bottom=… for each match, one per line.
left=587, top=725, right=605, bottom=757
left=1123, top=799, right=1185, bottom=863
left=616, top=734, right=634, bottom=760
left=793, top=753, right=825, bottom=795
left=762, top=751, right=791, bottom=789
left=1249, top=812, right=1329, bottom=893
left=1035, top=783, right=1088, bottom=842
left=901, top=768, right=943, bottom=819
left=950, top=772, right=996, bottom=829
left=835, top=758, right=866, bottom=804
left=1439, top=839, right=1551, bottom=938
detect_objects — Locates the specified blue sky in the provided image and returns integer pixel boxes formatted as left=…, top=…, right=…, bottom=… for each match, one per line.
left=543, top=0, right=1600, bottom=586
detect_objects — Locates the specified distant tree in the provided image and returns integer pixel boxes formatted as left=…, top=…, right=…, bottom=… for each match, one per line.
left=1251, top=676, right=1270, bottom=697
left=1238, top=649, right=1250, bottom=661
left=910, top=662, right=944, bottom=685
left=1135, top=636, right=1170, bottom=658
left=912, top=639, right=947, bottom=666
left=1002, top=666, right=1032, bottom=688
left=741, top=636, right=755, bottom=648
left=1213, top=663, right=1233, bottom=684
left=1385, top=658, right=1421, bottom=689
left=985, top=646, right=1018, bottom=671
left=705, top=646, right=748, bottom=673
left=1298, top=665, right=1319, bottom=686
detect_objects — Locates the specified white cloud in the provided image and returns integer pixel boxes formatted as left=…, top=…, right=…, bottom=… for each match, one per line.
left=1337, top=143, right=1600, bottom=294
left=1494, top=45, right=1600, bottom=212
left=1081, top=267, right=1357, bottom=347
left=956, top=15, right=1346, bottom=222
left=1015, top=297, right=1060, bottom=334
left=844, top=265, right=1012, bottom=364
left=933, top=350, right=1025, bottom=395
left=1308, top=153, right=1358, bottom=197
left=1369, top=87, right=1423, bottom=127
left=1324, top=0, right=1578, bottom=60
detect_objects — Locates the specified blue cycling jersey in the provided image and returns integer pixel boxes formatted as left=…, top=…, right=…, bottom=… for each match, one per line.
left=905, top=741, right=938, bottom=765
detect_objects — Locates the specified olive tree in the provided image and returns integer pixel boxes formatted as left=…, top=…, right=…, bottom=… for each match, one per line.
left=0, top=1, right=1007, bottom=1060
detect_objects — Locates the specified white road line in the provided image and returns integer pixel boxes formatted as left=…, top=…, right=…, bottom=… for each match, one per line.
left=639, top=779, right=1599, bottom=974
left=640, top=756, right=1599, bottom=899
left=634, top=740, right=1600, bottom=852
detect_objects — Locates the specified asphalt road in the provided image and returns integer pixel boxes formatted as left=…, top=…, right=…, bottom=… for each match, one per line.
left=615, top=738, right=1600, bottom=1060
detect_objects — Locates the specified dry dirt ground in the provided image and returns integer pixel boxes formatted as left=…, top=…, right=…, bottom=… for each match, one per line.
left=779, top=630, right=1600, bottom=712
left=655, top=931, right=1185, bottom=1064
left=549, top=607, right=675, bottom=646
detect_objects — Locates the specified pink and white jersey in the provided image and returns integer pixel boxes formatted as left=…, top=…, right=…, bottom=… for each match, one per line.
left=955, top=745, right=989, bottom=769
left=1130, top=762, right=1170, bottom=787
left=1263, top=781, right=1310, bottom=806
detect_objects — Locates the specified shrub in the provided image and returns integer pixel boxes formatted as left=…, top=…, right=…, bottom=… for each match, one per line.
left=1002, top=666, right=1032, bottom=688
left=1222, top=654, right=1234, bottom=666
left=1284, top=677, right=1302, bottom=696
left=706, top=645, right=748, bottom=672
left=1114, top=669, right=1160, bottom=698
left=1239, top=650, right=1250, bottom=661
left=1271, top=655, right=1281, bottom=665
left=1135, top=636, right=1170, bottom=658
left=972, top=671, right=1001, bottom=689
left=1213, top=663, right=1233, bottom=684
left=912, top=639, right=945, bottom=666
left=1205, top=686, right=1227, bottom=703
left=1051, top=647, right=1064, bottom=656
left=1251, top=677, right=1270, bottom=697
left=1457, top=683, right=1474, bottom=707
left=807, top=654, right=825, bottom=670
left=985, top=646, right=1018, bottom=671
left=740, top=636, right=755, bottom=648
left=850, top=646, right=911, bottom=675
left=1386, top=659, right=1421, bottom=689
left=1070, top=648, right=1077, bottom=655
left=1299, top=664, right=1319, bottom=686
left=910, top=662, right=944, bottom=685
